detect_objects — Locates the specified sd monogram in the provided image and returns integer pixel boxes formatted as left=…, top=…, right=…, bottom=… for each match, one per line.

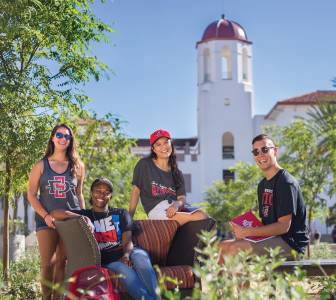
left=47, top=176, right=75, bottom=198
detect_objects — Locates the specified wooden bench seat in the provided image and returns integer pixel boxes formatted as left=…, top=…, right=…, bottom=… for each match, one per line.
left=276, top=259, right=336, bottom=276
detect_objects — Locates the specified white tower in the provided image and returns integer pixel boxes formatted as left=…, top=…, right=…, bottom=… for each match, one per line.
left=196, top=15, right=255, bottom=190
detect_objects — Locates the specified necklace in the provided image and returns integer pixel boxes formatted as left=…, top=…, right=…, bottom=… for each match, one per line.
left=91, top=208, right=109, bottom=222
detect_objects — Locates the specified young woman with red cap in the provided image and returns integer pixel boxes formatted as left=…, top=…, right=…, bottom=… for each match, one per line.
left=129, top=129, right=207, bottom=225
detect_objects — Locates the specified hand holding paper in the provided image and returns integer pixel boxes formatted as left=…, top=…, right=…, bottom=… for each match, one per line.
left=230, top=211, right=274, bottom=243
left=230, top=222, right=248, bottom=240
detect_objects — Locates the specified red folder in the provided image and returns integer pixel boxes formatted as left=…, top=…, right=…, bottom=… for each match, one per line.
left=231, top=211, right=274, bottom=243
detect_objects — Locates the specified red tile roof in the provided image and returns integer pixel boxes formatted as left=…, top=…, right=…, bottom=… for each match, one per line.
left=265, top=90, right=336, bottom=119
left=197, top=15, right=251, bottom=46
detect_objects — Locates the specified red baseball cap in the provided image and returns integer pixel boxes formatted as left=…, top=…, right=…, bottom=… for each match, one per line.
left=149, top=129, right=171, bottom=146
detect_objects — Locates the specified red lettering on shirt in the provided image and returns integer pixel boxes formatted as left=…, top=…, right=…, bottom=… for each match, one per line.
left=261, top=191, right=273, bottom=217
left=151, top=181, right=176, bottom=198
left=48, top=176, right=66, bottom=198
left=94, top=231, right=118, bottom=243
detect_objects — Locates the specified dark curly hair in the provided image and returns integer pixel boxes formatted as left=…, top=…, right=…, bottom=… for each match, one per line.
left=89, top=177, right=113, bottom=205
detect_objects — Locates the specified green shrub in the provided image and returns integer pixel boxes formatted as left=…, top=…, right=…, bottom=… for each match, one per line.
left=156, top=231, right=312, bottom=299
left=319, top=274, right=336, bottom=300
left=0, top=249, right=40, bottom=299
left=205, top=162, right=261, bottom=230
left=190, top=231, right=310, bottom=300
left=155, top=266, right=181, bottom=300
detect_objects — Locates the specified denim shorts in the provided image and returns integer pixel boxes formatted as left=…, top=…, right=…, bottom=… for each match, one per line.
left=35, top=213, right=49, bottom=232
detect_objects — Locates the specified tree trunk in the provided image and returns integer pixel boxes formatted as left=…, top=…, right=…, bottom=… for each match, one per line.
left=2, top=159, right=11, bottom=283
left=12, top=193, right=20, bottom=234
left=23, top=192, right=29, bottom=236
left=307, top=206, right=312, bottom=259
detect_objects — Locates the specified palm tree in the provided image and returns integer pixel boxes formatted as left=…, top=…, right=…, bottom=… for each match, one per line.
left=308, top=102, right=336, bottom=192
left=308, top=101, right=336, bottom=234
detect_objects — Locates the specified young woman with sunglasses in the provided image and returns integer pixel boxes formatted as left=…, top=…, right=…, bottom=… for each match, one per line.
left=28, top=124, right=85, bottom=300
left=129, top=129, right=208, bottom=225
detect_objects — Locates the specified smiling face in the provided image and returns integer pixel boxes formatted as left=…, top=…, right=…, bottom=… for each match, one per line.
left=152, top=137, right=172, bottom=159
left=252, top=138, right=278, bottom=172
left=91, top=183, right=112, bottom=211
left=52, top=126, right=71, bottom=152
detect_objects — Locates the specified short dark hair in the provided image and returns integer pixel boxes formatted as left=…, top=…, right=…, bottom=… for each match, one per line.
left=252, top=134, right=275, bottom=146
left=90, top=177, right=113, bottom=193
left=89, top=177, right=113, bottom=205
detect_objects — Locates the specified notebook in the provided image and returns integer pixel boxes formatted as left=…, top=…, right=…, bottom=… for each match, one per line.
left=177, top=204, right=201, bottom=215
left=231, top=211, right=274, bottom=243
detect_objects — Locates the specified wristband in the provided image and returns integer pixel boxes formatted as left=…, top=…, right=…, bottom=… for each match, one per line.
left=43, top=213, right=49, bottom=220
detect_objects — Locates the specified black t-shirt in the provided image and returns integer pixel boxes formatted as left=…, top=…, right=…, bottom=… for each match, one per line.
left=132, top=157, right=186, bottom=214
left=75, top=208, right=132, bottom=265
left=258, top=169, right=309, bottom=254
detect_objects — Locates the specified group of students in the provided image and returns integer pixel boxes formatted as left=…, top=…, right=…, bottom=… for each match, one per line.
left=27, top=124, right=309, bottom=300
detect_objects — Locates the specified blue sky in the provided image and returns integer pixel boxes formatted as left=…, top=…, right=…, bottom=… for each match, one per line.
left=84, top=0, right=336, bottom=138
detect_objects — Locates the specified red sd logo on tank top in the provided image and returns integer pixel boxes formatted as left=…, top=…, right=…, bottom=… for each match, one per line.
left=47, top=176, right=75, bottom=198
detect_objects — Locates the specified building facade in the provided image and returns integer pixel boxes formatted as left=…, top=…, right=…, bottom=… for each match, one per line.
left=2, top=16, right=335, bottom=235
left=131, top=16, right=336, bottom=235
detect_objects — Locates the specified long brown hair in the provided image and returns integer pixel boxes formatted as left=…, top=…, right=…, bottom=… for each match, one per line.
left=150, top=142, right=183, bottom=189
left=44, top=124, right=81, bottom=178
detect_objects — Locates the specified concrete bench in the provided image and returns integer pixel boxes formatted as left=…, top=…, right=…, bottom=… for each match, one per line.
left=276, top=259, right=336, bottom=276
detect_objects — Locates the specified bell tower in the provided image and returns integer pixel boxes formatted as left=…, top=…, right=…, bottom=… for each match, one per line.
left=196, top=15, right=255, bottom=188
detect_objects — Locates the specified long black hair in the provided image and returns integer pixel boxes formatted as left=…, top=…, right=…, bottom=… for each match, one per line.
left=150, top=142, right=183, bottom=190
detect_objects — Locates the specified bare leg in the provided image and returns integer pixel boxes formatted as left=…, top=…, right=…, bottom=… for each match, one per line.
left=219, top=239, right=253, bottom=264
left=52, top=237, right=66, bottom=300
left=170, top=210, right=208, bottom=226
left=36, top=229, right=59, bottom=300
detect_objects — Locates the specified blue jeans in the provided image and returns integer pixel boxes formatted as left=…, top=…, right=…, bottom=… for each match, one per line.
left=104, top=248, right=158, bottom=300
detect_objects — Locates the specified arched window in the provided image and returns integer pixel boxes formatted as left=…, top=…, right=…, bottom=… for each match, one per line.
left=221, top=47, right=232, bottom=80
left=223, top=169, right=235, bottom=184
left=203, top=48, right=211, bottom=82
left=222, top=132, right=234, bottom=159
left=242, top=47, right=249, bottom=81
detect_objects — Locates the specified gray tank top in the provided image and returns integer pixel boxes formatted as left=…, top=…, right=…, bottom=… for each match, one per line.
left=39, top=158, right=81, bottom=213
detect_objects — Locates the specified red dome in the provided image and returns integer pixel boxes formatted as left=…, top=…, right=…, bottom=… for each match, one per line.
left=197, top=16, right=251, bottom=46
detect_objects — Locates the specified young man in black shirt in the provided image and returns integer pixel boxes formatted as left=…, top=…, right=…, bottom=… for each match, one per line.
left=219, top=134, right=308, bottom=261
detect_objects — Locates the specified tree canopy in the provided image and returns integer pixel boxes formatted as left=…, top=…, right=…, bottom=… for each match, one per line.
left=205, top=162, right=262, bottom=229
left=75, top=114, right=140, bottom=211
left=0, top=0, right=112, bottom=281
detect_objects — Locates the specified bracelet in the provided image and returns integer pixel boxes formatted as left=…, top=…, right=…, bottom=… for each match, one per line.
left=43, top=213, right=49, bottom=220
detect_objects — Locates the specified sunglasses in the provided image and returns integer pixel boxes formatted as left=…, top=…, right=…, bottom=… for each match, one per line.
left=55, top=132, right=72, bottom=141
left=251, top=146, right=275, bottom=156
